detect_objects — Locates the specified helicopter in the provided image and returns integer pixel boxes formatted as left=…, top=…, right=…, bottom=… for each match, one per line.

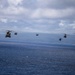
left=59, top=33, right=67, bottom=41
left=59, top=38, right=62, bottom=41
left=36, top=34, right=39, bottom=36
left=5, top=30, right=17, bottom=38
left=14, top=32, right=17, bottom=35
left=64, top=34, right=67, bottom=38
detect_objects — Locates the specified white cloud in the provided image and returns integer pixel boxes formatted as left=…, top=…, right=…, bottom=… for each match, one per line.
left=1, top=7, right=75, bottom=19
left=0, top=18, right=18, bottom=23
left=0, top=0, right=75, bottom=20
left=0, top=0, right=75, bottom=34
left=59, top=22, right=64, bottom=27
left=8, top=0, right=23, bottom=6
left=1, top=6, right=28, bottom=15
left=0, top=18, right=8, bottom=23
left=30, top=8, right=75, bottom=19
left=69, top=21, right=75, bottom=29
left=59, top=20, right=66, bottom=27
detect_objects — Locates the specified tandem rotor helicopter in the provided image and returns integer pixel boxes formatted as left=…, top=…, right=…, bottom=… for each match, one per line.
left=4, top=30, right=68, bottom=42
left=59, top=33, right=67, bottom=41
left=5, top=30, right=17, bottom=38
left=5, top=30, right=39, bottom=38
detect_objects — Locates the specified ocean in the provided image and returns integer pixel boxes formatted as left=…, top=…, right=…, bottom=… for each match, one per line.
left=0, top=33, right=75, bottom=75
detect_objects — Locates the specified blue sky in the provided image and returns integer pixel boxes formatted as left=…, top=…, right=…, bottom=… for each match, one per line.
left=0, top=0, right=75, bottom=34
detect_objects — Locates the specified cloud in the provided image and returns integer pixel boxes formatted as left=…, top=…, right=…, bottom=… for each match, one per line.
left=59, top=20, right=67, bottom=27
left=0, top=17, right=18, bottom=24
left=69, top=21, right=75, bottom=29
left=37, top=0, right=75, bottom=9
left=0, top=0, right=75, bottom=34
left=0, top=0, right=75, bottom=20
left=0, top=7, right=75, bottom=20
left=0, top=18, right=8, bottom=23
left=8, top=0, right=23, bottom=6
left=31, top=8, right=75, bottom=19
left=0, top=6, right=29, bottom=17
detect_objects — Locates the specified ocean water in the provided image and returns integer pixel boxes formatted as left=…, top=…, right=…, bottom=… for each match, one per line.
left=0, top=33, right=75, bottom=75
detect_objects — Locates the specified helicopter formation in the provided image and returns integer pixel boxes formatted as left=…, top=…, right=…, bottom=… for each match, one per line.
left=59, top=34, right=67, bottom=41
left=5, top=30, right=17, bottom=38
left=5, top=30, right=38, bottom=38
left=5, top=30, right=68, bottom=42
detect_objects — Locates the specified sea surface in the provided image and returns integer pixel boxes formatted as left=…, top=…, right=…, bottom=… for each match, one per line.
left=0, top=33, right=75, bottom=75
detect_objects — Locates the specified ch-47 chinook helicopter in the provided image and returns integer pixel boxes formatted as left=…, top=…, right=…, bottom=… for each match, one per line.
left=5, top=30, right=17, bottom=38
left=59, top=33, right=67, bottom=41
left=64, top=34, right=67, bottom=38
left=36, top=33, right=39, bottom=36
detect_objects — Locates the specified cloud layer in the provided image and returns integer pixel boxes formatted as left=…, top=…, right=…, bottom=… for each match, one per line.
left=0, top=0, right=75, bottom=34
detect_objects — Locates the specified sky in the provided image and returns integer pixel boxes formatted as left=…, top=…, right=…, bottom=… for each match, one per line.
left=0, top=0, right=75, bottom=34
